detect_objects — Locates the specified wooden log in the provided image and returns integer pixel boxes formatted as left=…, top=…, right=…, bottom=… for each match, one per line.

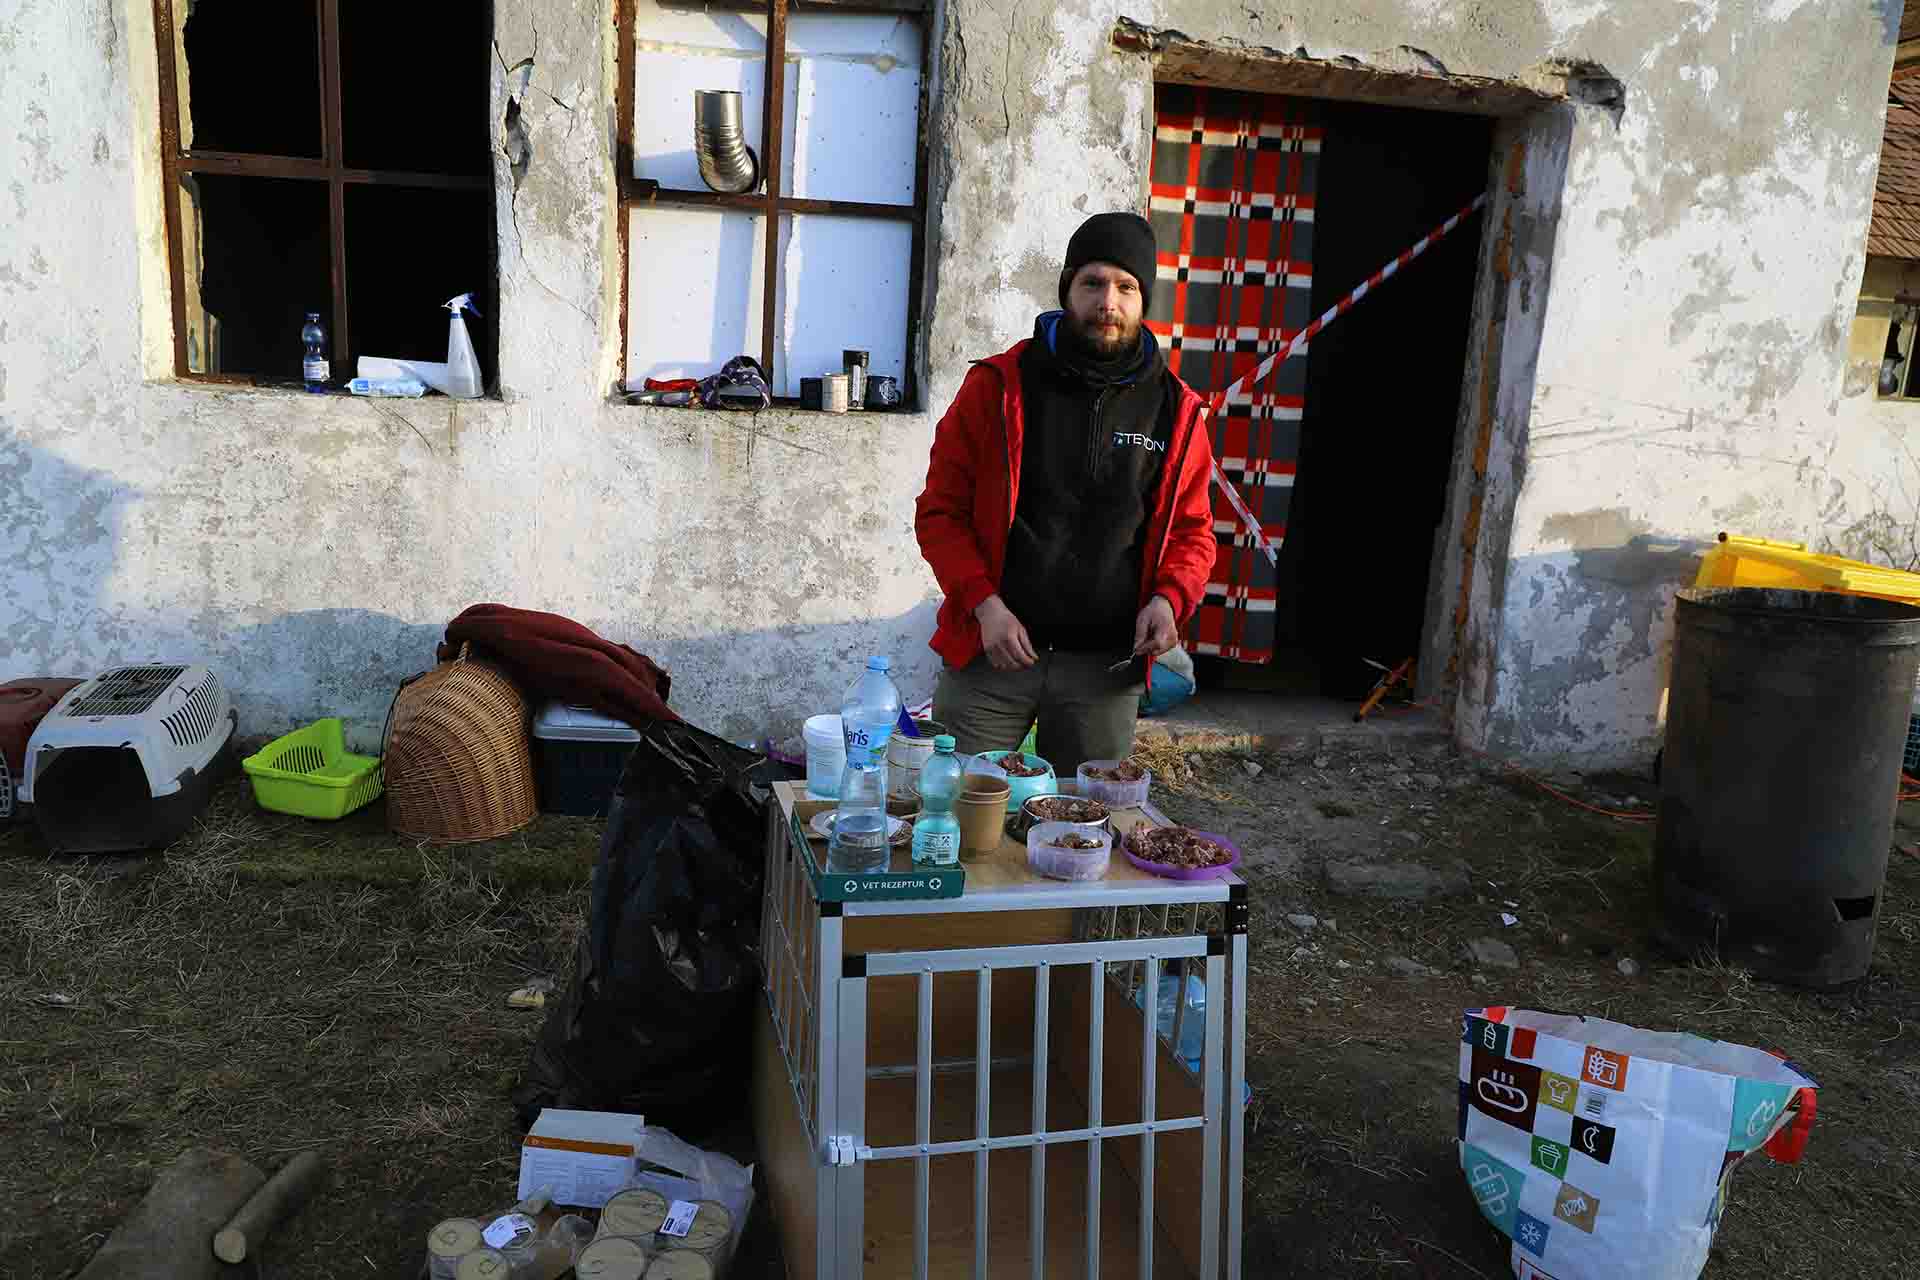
left=211, top=1150, right=326, bottom=1264
left=75, top=1148, right=264, bottom=1280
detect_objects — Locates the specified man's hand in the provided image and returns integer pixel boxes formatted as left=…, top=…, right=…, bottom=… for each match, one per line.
left=1132, top=595, right=1178, bottom=659
left=975, top=594, right=1039, bottom=671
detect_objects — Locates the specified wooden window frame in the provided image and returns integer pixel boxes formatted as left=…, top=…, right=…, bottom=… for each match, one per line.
left=150, top=0, right=490, bottom=386
left=615, top=0, right=933, bottom=409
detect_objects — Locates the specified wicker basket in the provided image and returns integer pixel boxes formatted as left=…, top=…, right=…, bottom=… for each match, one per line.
left=383, top=644, right=537, bottom=843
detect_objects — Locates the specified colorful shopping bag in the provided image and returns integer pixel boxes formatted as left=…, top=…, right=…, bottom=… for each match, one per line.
left=1458, top=1007, right=1816, bottom=1279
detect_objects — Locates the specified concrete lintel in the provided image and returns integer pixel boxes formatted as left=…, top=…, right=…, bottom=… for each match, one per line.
left=1111, top=18, right=1622, bottom=119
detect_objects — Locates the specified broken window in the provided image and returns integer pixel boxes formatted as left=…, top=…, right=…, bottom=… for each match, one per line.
left=152, top=0, right=496, bottom=386
left=616, top=0, right=930, bottom=407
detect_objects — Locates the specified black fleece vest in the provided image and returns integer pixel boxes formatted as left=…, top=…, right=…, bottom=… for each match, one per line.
left=997, top=336, right=1173, bottom=652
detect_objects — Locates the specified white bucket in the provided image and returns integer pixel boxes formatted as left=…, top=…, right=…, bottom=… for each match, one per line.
left=803, top=714, right=844, bottom=799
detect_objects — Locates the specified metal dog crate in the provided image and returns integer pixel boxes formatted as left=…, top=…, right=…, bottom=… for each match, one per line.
left=755, top=782, right=1248, bottom=1279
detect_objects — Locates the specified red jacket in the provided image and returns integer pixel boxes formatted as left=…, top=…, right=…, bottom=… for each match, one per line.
left=915, top=340, right=1218, bottom=672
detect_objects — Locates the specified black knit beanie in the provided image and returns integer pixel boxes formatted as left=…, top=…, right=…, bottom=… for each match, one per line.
left=1058, top=212, right=1157, bottom=313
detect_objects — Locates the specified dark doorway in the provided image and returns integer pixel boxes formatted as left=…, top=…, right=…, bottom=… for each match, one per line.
left=1188, top=98, right=1491, bottom=701
left=1284, top=102, right=1490, bottom=699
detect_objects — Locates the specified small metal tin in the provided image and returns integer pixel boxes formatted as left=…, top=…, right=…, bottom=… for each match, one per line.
left=799, top=376, right=824, bottom=410
left=453, top=1247, right=512, bottom=1280
left=658, top=1199, right=733, bottom=1256
left=646, top=1249, right=717, bottom=1279
left=576, top=1234, right=651, bottom=1278
left=822, top=373, right=850, bottom=414
left=599, top=1187, right=669, bottom=1239
left=427, top=1218, right=483, bottom=1279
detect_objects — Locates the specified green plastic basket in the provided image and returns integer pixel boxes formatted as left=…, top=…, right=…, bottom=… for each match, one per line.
left=242, top=718, right=383, bottom=820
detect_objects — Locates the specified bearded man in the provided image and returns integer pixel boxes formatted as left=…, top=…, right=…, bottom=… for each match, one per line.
left=914, top=212, right=1218, bottom=773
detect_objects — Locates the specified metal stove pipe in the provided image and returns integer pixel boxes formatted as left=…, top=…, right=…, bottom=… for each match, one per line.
left=694, top=90, right=761, bottom=195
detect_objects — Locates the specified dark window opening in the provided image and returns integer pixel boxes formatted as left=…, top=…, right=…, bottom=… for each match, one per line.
left=156, top=0, right=496, bottom=387
left=180, top=0, right=323, bottom=158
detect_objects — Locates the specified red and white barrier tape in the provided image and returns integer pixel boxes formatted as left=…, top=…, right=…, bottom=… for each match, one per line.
left=1201, top=192, right=1489, bottom=566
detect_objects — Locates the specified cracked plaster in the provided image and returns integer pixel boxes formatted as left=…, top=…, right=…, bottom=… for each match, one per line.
left=0, top=0, right=1908, bottom=764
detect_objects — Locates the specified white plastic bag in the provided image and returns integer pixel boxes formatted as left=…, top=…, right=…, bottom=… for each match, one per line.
left=1458, top=1006, right=1816, bottom=1280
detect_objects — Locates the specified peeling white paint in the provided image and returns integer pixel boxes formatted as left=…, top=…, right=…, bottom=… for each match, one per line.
left=0, top=0, right=1906, bottom=768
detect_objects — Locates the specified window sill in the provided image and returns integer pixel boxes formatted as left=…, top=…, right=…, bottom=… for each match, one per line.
left=617, top=399, right=921, bottom=416
left=155, top=374, right=504, bottom=405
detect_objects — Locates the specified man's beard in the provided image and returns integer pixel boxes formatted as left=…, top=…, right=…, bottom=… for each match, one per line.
left=1064, top=307, right=1142, bottom=358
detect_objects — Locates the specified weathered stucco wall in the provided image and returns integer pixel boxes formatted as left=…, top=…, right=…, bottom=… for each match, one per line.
left=0, top=0, right=1903, bottom=764
left=2, top=0, right=942, bottom=748
left=924, top=0, right=1900, bottom=764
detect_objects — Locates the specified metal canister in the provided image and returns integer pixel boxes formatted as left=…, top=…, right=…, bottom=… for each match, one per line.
left=657, top=1200, right=733, bottom=1260
left=822, top=374, right=850, bottom=414
left=843, top=348, right=869, bottom=409
left=453, top=1247, right=512, bottom=1280
left=598, top=1187, right=669, bottom=1239
left=645, top=1250, right=717, bottom=1279
left=426, top=1219, right=483, bottom=1280
left=576, top=1234, right=652, bottom=1279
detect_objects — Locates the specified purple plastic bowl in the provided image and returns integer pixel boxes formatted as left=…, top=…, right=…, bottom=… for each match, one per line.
left=1122, top=829, right=1241, bottom=881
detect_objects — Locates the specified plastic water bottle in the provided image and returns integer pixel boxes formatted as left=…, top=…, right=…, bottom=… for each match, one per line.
left=911, top=735, right=962, bottom=867
left=301, top=312, right=330, bottom=392
left=827, top=656, right=902, bottom=875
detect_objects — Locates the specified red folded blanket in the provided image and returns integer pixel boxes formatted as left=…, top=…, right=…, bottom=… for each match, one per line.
left=436, top=604, right=677, bottom=728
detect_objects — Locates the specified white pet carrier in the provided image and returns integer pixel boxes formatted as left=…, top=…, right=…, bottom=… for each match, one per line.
left=22, top=664, right=237, bottom=853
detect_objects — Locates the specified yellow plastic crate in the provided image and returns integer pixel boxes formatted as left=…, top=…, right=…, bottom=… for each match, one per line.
left=1694, top=533, right=1920, bottom=606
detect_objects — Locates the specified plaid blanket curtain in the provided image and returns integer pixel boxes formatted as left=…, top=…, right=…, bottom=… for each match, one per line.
left=1147, top=87, right=1321, bottom=664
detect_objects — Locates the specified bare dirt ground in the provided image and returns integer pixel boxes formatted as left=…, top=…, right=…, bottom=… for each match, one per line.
left=4, top=724, right=1916, bottom=1277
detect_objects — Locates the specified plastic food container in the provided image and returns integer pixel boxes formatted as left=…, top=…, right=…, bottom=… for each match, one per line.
left=977, top=750, right=1057, bottom=814
left=1076, top=759, right=1151, bottom=809
left=1026, top=820, right=1113, bottom=881
left=802, top=714, right=844, bottom=799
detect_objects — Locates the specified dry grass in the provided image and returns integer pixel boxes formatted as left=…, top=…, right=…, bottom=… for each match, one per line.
left=0, top=779, right=598, bottom=1278
left=1139, top=735, right=1920, bottom=1279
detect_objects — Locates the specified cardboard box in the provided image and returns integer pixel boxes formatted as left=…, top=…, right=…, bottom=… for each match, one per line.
left=516, top=1109, right=644, bottom=1208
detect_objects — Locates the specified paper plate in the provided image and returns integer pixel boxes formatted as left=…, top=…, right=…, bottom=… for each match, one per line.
left=1122, top=829, right=1241, bottom=881
left=810, top=810, right=912, bottom=846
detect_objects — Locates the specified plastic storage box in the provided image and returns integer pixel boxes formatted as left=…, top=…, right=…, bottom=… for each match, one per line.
left=531, top=702, right=638, bottom=817
left=0, top=678, right=84, bottom=822
left=1025, top=819, right=1113, bottom=880
left=1077, top=758, right=1152, bottom=808
left=1695, top=533, right=1920, bottom=604
left=242, top=718, right=383, bottom=819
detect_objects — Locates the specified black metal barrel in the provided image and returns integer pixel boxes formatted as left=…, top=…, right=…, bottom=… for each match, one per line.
left=1656, top=587, right=1920, bottom=987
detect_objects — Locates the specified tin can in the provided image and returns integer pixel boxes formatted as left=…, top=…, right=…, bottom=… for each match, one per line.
left=822, top=373, right=850, bottom=414
left=645, top=1250, right=716, bottom=1279
left=453, top=1247, right=512, bottom=1280
left=576, top=1234, right=652, bottom=1279
left=427, top=1219, right=483, bottom=1280
left=842, top=349, right=869, bottom=410
left=598, top=1187, right=669, bottom=1239
left=657, top=1199, right=733, bottom=1259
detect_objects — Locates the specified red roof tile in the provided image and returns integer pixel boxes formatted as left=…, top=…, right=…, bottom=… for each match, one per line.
left=1872, top=68, right=1920, bottom=259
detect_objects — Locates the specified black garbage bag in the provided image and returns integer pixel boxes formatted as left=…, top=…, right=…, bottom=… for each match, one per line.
left=515, top=720, right=773, bottom=1137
